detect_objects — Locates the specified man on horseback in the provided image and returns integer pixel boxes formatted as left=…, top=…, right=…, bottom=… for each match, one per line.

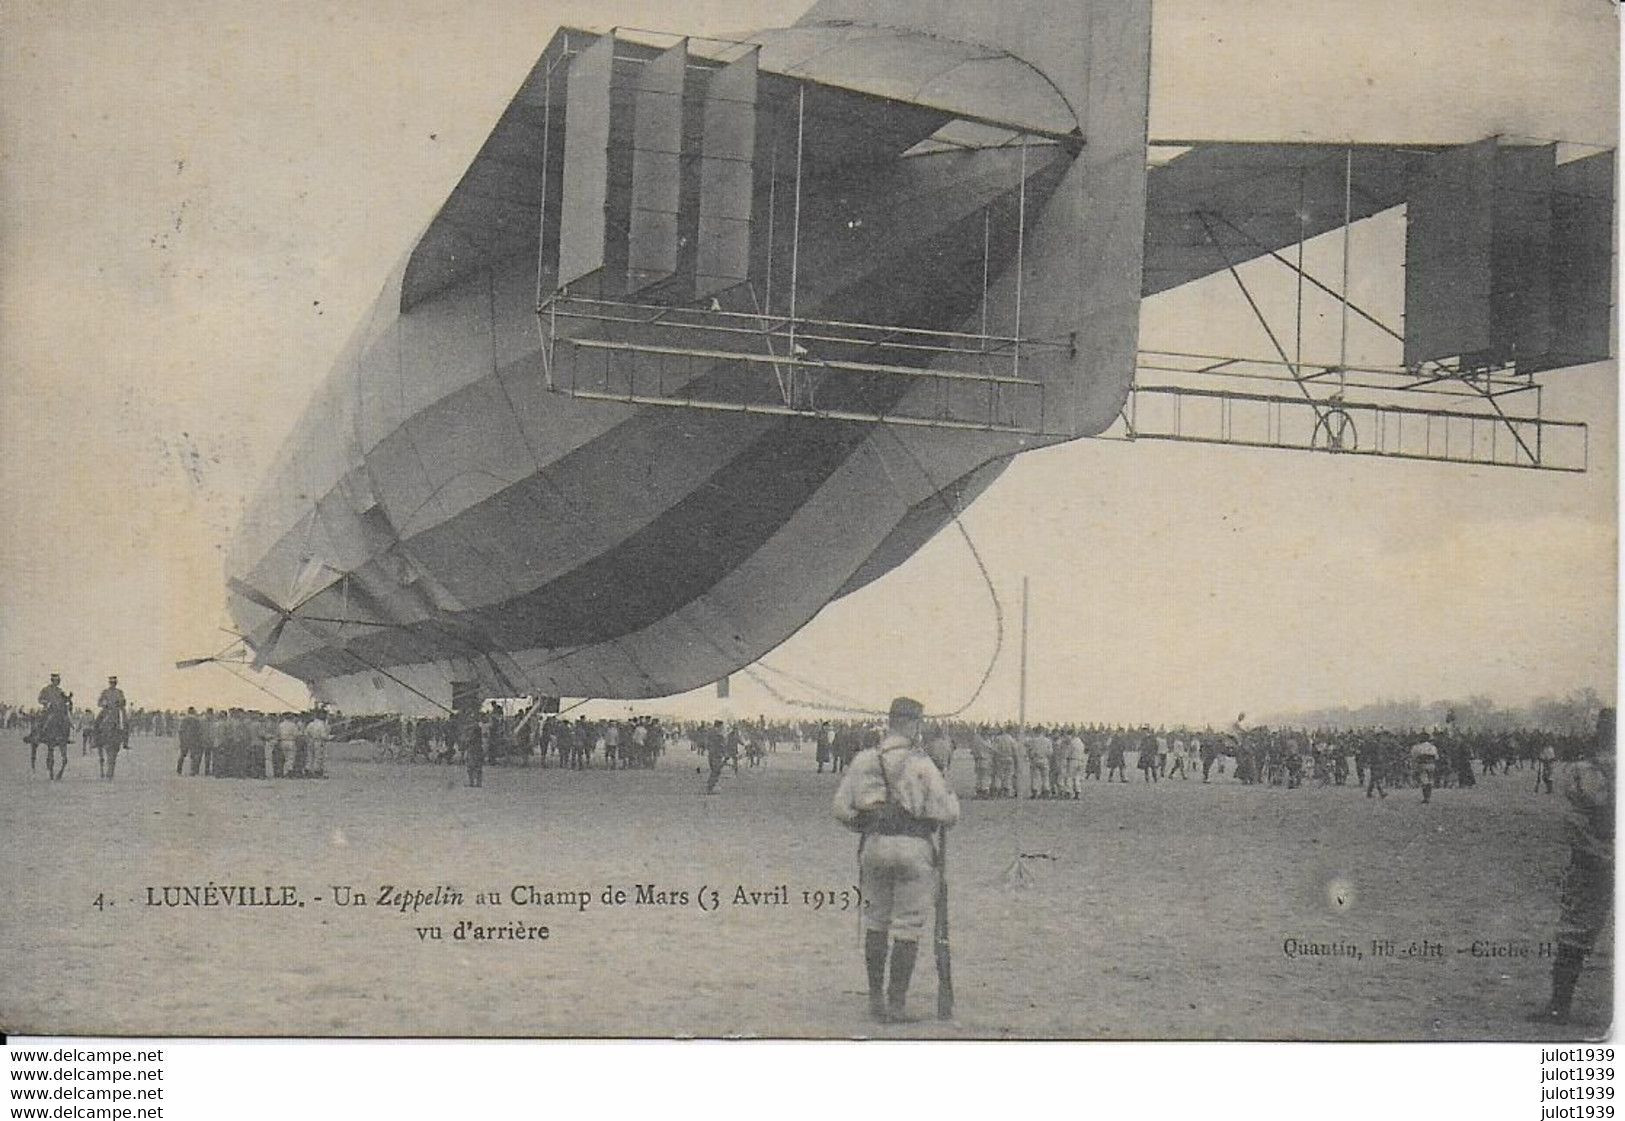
left=31, top=673, right=73, bottom=779
left=95, top=675, right=129, bottom=779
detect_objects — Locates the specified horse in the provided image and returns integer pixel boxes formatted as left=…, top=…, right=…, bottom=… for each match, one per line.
left=29, top=706, right=73, bottom=779
left=93, top=709, right=128, bottom=779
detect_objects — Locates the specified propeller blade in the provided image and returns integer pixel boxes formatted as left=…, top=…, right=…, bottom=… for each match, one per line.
left=228, top=576, right=289, bottom=617
left=174, top=657, right=217, bottom=669
left=250, top=616, right=289, bottom=670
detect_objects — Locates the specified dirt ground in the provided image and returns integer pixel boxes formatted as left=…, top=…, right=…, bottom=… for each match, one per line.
left=0, top=730, right=1610, bottom=1039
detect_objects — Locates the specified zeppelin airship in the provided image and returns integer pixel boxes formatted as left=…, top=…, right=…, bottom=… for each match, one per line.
left=221, top=0, right=1615, bottom=714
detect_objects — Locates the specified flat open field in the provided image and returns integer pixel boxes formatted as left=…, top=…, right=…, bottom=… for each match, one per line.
left=0, top=730, right=1609, bottom=1039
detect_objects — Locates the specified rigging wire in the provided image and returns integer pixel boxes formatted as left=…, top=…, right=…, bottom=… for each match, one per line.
left=215, top=660, right=309, bottom=712
left=752, top=658, right=871, bottom=710
left=878, top=427, right=1006, bottom=720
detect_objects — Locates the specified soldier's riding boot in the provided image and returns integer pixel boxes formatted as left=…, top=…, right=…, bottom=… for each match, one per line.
left=864, top=929, right=889, bottom=1022
left=886, top=939, right=920, bottom=1023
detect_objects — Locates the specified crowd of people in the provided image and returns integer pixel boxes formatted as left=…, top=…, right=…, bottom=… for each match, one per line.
left=933, top=717, right=1586, bottom=802
left=7, top=673, right=1611, bottom=1031
left=3, top=679, right=1601, bottom=806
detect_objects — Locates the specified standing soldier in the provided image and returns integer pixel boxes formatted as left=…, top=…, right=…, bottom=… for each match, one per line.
left=539, top=715, right=558, bottom=767
left=1536, top=742, right=1557, bottom=795
left=968, top=727, right=992, bottom=799
left=177, top=708, right=205, bottom=776
left=1024, top=727, right=1052, bottom=799
left=1198, top=734, right=1217, bottom=783
left=703, top=720, right=729, bottom=793
left=462, top=714, right=486, bottom=787
left=1361, top=734, right=1387, bottom=799
left=1138, top=728, right=1160, bottom=784
left=1084, top=734, right=1104, bottom=782
left=1530, top=708, right=1614, bottom=1025
left=631, top=719, right=648, bottom=769
left=302, top=711, right=326, bottom=777
left=250, top=715, right=272, bottom=778
left=1105, top=732, right=1128, bottom=783
left=992, top=725, right=1020, bottom=797
left=1048, top=729, right=1070, bottom=798
left=832, top=697, right=959, bottom=1023
left=274, top=712, right=299, bottom=778
left=202, top=710, right=222, bottom=776
left=646, top=718, right=665, bottom=768
left=1063, top=730, right=1086, bottom=799
left=1411, top=738, right=1439, bottom=804
left=816, top=721, right=834, bottom=773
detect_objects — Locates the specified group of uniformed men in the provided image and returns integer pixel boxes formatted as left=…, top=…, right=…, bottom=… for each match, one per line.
left=170, top=708, right=332, bottom=779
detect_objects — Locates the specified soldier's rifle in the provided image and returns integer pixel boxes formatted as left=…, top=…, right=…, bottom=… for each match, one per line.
left=935, top=826, right=953, bottom=1020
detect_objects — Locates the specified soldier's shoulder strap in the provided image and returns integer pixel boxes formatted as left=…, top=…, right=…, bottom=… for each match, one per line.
left=875, top=742, right=913, bottom=800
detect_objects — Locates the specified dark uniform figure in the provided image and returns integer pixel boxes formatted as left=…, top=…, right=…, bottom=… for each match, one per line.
left=645, top=719, right=665, bottom=768
left=97, top=677, right=127, bottom=730
left=462, top=718, right=486, bottom=787
left=1361, top=735, right=1387, bottom=799
left=94, top=676, right=128, bottom=780
left=1533, top=708, right=1615, bottom=1025
left=33, top=674, right=73, bottom=777
left=177, top=708, right=206, bottom=775
left=832, top=697, right=960, bottom=1023
left=1105, top=734, right=1128, bottom=782
left=703, top=721, right=728, bottom=793
left=221, top=710, right=251, bottom=778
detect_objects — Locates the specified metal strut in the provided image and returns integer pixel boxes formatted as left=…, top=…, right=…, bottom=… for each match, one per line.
left=1199, top=208, right=1539, bottom=464
left=1196, top=211, right=1327, bottom=425
left=787, top=84, right=806, bottom=408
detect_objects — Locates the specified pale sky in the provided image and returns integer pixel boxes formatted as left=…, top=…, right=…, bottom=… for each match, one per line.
left=0, top=0, right=1617, bottom=724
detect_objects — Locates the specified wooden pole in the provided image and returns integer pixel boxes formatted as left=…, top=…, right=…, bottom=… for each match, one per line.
left=1019, top=576, right=1029, bottom=727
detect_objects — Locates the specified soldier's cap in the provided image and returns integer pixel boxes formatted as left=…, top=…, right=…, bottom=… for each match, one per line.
left=888, top=696, right=925, bottom=723
left=108, top=676, right=118, bottom=684
left=50, top=673, right=60, bottom=680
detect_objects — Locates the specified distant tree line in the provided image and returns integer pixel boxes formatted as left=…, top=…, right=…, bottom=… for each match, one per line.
left=1264, top=687, right=1608, bottom=737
